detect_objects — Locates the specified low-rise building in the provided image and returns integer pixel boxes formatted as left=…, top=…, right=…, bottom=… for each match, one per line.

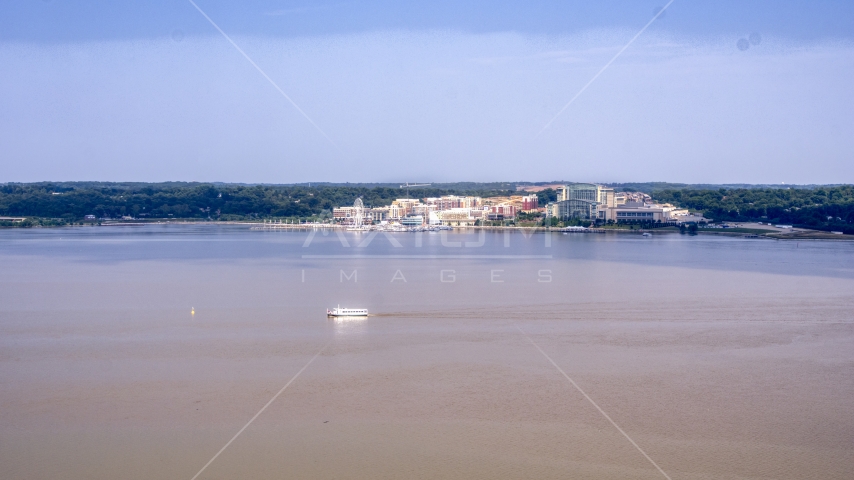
left=597, top=200, right=676, bottom=223
left=437, top=208, right=476, bottom=226
left=400, top=215, right=424, bottom=226
left=672, top=213, right=709, bottom=223
left=369, top=207, right=390, bottom=223
left=389, top=198, right=423, bottom=219
left=333, top=200, right=375, bottom=225
left=487, top=204, right=517, bottom=221
left=411, top=204, right=437, bottom=216
left=428, top=211, right=441, bottom=225
left=608, top=206, right=666, bottom=223
left=333, top=206, right=357, bottom=220
left=424, top=195, right=482, bottom=211
left=660, top=204, right=689, bottom=218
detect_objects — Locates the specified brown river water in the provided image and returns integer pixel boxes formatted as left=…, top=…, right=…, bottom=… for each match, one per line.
left=1, top=226, right=853, bottom=479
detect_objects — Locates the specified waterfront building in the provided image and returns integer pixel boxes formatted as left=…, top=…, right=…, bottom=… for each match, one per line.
left=556, top=199, right=598, bottom=220
left=597, top=187, right=615, bottom=208
left=469, top=208, right=487, bottom=219
left=437, top=208, right=475, bottom=226
left=334, top=198, right=372, bottom=225
left=555, top=183, right=600, bottom=220
left=487, top=204, right=517, bottom=221
left=411, top=204, right=437, bottom=216
left=660, top=204, right=689, bottom=218
left=333, top=206, right=357, bottom=220
left=598, top=205, right=667, bottom=223
left=400, top=215, right=424, bottom=226
left=428, top=211, right=441, bottom=225
left=521, top=194, right=539, bottom=211
left=368, top=207, right=390, bottom=223
left=424, top=195, right=482, bottom=210
left=330, top=186, right=672, bottom=226
left=672, top=213, right=709, bottom=223
left=552, top=184, right=624, bottom=221
left=597, top=200, right=693, bottom=223
left=388, top=204, right=405, bottom=220
left=389, top=198, right=422, bottom=219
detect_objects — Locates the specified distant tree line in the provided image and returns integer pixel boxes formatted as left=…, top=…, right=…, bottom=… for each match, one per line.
left=536, top=188, right=559, bottom=205
left=0, top=182, right=515, bottom=221
left=609, top=182, right=838, bottom=193
left=3, top=182, right=852, bottom=233
left=652, top=186, right=854, bottom=233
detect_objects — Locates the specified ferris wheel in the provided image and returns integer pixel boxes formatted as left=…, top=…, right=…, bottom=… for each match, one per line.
left=353, top=197, right=364, bottom=227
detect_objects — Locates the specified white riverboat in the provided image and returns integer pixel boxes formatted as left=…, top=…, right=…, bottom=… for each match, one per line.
left=327, top=305, right=368, bottom=317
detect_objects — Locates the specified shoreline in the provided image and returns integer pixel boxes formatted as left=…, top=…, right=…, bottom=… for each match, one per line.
left=3, top=220, right=851, bottom=240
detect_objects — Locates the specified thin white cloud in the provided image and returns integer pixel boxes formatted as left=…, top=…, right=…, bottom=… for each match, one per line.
left=264, top=7, right=314, bottom=16
left=263, top=3, right=344, bottom=16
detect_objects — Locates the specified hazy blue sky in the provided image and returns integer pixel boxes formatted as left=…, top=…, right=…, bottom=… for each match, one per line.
left=1, top=1, right=852, bottom=183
